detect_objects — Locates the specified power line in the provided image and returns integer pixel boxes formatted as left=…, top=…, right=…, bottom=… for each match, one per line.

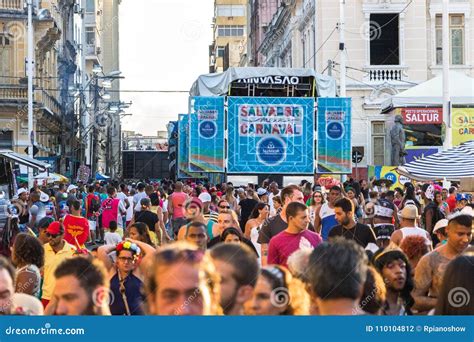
left=344, top=0, right=413, bottom=35
left=304, top=25, right=338, bottom=68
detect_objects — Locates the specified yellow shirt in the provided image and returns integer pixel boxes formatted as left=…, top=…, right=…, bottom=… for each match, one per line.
left=42, top=241, right=75, bottom=300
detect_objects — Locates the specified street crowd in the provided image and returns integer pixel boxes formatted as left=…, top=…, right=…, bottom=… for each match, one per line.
left=0, top=176, right=473, bottom=316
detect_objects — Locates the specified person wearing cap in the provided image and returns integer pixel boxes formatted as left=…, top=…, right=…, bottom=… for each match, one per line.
left=14, top=188, right=30, bottom=231
left=432, top=219, right=448, bottom=248
left=455, top=193, right=469, bottom=212
left=256, top=187, right=269, bottom=203
left=390, top=205, right=432, bottom=248
left=199, top=192, right=219, bottom=224
left=177, top=197, right=215, bottom=241
left=413, top=214, right=472, bottom=312
left=41, top=221, right=75, bottom=308
left=29, top=191, right=55, bottom=228
left=372, top=199, right=397, bottom=249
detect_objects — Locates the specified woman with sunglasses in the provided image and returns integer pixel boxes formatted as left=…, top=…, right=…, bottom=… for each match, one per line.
left=97, top=237, right=156, bottom=315
left=308, top=190, right=325, bottom=225
left=245, top=265, right=310, bottom=315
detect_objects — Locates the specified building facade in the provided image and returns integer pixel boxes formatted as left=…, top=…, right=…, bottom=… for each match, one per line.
left=209, top=0, right=248, bottom=73
left=258, top=0, right=474, bottom=168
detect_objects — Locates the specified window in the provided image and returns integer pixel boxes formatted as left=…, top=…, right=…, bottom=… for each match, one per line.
left=0, top=131, right=13, bottom=150
left=0, top=35, right=11, bottom=78
left=216, top=46, right=225, bottom=58
left=216, top=5, right=245, bottom=17
left=86, top=0, right=95, bottom=13
left=370, top=14, right=399, bottom=65
left=372, top=122, right=385, bottom=166
left=217, top=25, right=245, bottom=37
left=436, top=14, right=464, bottom=65
left=85, top=27, right=95, bottom=45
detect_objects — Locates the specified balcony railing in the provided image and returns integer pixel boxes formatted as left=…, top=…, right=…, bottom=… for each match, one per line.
left=36, top=89, right=62, bottom=116
left=0, top=0, right=23, bottom=10
left=364, top=65, right=408, bottom=83
left=0, top=84, right=27, bottom=100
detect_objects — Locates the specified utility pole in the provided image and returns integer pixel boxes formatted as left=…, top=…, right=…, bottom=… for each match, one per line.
left=339, top=0, right=346, bottom=97
left=442, top=0, right=452, bottom=150
left=27, top=0, right=34, bottom=188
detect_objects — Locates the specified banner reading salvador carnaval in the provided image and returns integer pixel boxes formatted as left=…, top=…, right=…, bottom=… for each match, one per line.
left=317, top=98, right=352, bottom=174
left=227, top=97, right=315, bottom=174
left=189, top=97, right=225, bottom=172
left=452, top=108, right=474, bottom=146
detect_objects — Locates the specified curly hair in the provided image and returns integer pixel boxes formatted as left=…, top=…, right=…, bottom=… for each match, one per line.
left=400, top=235, right=429, bottom=263
left=12, top=233, right=44, bottom=269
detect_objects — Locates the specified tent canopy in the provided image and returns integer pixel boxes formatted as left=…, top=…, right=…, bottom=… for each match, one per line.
left=189, top=67, right=337, bottom=98
left=0, top=150, right=50, bottom=171
left=397, top=140, right=474, bottom=181
left=34, top=172, right=69, bottom=184
left=381, top=71, right=474, bottom=112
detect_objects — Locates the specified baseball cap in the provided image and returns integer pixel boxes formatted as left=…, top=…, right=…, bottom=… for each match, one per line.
left=456, top=193, right=469, bottom=202
left=17, top=188, right=28, bottom=196
left=399, top=205, right=419, bottom=220
left=46, top=221, right=63, bottom=235
left=257, top=188, right=267, bottom=196
left=185, top=197, right=203, bottom=210
left=39, top=192, right=50, bottom=202
left=374, top=199, right=395, bottom=218
left=237, top=188, right=245, bottom=193
left=433, top=219, right=448, bottom=233
left=460, top=206, right=474, bottom=217
left=198, top=192, right=212, bottom=203
left=67, top=184, right=78, bottom=192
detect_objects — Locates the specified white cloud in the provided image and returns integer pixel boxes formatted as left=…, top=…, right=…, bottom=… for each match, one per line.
left=119, top=0, right=214, bottom=135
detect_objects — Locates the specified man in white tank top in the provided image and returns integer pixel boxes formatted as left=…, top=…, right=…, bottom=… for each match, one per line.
left=391, top=205, right=432, bottom=248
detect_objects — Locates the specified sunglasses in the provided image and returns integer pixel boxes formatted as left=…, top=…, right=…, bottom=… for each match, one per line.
left=219, top=205, right=231, bottom=209
left=46, top=232, right=61, bottom=238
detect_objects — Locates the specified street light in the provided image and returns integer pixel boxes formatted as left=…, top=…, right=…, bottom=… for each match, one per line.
left=27, top=0, right=51, bottom=188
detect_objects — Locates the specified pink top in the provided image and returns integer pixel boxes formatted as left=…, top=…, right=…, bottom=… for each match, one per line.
left=170, top=192, right=187, bottom=219
left=268, top=230, right=322, bottom=268
left=101, top=198, right=120, bottom=229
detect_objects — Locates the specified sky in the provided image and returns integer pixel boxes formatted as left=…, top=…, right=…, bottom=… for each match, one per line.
left=119, top=0, right=214, bottom=135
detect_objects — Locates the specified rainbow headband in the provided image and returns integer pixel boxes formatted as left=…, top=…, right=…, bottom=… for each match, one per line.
left=116, top=241, right=141, bottom=256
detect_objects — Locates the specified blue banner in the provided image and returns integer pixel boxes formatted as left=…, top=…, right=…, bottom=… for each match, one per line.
left=317, top=97, right=352, bottom=174
left=0, top=316, right=472, bottom=342
left=189, top=97, right=225, bottom=172
left=227, top=97, right=315, bottom=174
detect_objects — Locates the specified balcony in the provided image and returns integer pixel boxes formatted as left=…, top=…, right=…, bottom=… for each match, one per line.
left=36, top=89, right=63, bottom=117
left=363, top=65, right=408, bottom=83
left=0, top=84, right=27, bottom=103
left=0, top=0, right=23, bottom=10
left=85, top=44, right=101, bottom=63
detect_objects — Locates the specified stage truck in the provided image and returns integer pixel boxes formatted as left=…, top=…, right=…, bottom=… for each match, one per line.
left=171, top=67, right=338, bottom=185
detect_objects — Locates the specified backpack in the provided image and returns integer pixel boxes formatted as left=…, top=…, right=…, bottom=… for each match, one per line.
left=89, top=195, right=101, bottom=213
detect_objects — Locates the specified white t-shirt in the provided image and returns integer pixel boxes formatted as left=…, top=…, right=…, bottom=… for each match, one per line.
left=117, top=201, right=126, bottom=228
left=162, top=199, right=168, bottom=213
left=126, top=195, right=134, bottom=221
left=133, top=192, right=148, bottom=212
left=104, top=232, right=122, bottom=245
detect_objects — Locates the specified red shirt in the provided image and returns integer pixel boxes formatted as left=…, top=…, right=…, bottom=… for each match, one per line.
left=63, top=214, right=90, bottom=247
left=446, top=194, right=456, bottom=211
left=86, top=193, right=99, bottom=219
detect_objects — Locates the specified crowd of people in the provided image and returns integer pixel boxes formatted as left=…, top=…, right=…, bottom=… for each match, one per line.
left=0, top=177, right=472, bottom=316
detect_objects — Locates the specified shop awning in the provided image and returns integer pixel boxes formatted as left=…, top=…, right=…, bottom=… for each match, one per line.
left=397, top=140, right=474, bottom=181
left=381, top=71, right=474, bottom=113
left=0, top=150, right=50, bottom=171
left=34, top=172, right=69, bottom=184
left=189, top=67, right=337, bottom=98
